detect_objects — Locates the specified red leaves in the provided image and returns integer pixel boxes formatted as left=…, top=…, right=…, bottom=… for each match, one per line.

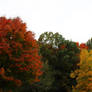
left=76, top=42, right=79, bottom=47
left=60, top=45, right=66, bottom=49
left=0, top=16, right=43, bottom=88
left=76, top=42, right=88, bottom=50
left=25, top=31, right=34, bottom=41
left=60, top=42, right=88, bottom=51
left=80, top=43, right=88, bottom=49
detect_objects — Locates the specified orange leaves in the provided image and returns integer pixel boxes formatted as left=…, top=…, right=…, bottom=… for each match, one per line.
left=14, top=79, right=22, bottom=87
left=0, top=67, right=22, bottom=87
left=0, top=67, right=13, bottom=81
left=24, top=31, right=35, bottom=42
left=34, top=77, right=40, bottom=82
left=0, top=17, right=8, bottom=25
left=2, top=75, right=14, bottom=81
left=35, top=69, right=43, bottom=76
left=17, top=31, right=24, bottom=39
left=0, top=16, right=43, bottom=90
left=0, top=17, right=26, bottom=36
left=0, top=67, right=5, bottom=75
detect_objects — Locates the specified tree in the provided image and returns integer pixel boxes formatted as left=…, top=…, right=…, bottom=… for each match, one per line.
left=19, top=61, right=54, bottom=92
left=55, top=40, right=80, bottom=92
left=38, top=32, right=65, bottom=48
left=0, top=17, right=43, bottom=92
left=70, top=49, right=92, bottom=92
left=86, top=38, right=92, bottom=49
left=38, top=32, right=80, bottom=92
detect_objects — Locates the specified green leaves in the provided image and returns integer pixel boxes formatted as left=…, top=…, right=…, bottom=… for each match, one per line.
left=38, top=32, right=65, bottom=48
left=38, top=31, right=80, bottom=92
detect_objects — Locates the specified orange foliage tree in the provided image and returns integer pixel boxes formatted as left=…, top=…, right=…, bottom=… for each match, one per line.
left=0, top=17, right=43, bottom=91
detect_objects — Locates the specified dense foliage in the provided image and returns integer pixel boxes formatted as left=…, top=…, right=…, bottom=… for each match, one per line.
left=0, top=17, right=43, bottom=92
left=38, top=32, right=80, bottom=92
left=70, top=49, right=92, bottom=92
left=0, top=16, right=92, bottom=92
left=86, top=38, right=92, bottom=49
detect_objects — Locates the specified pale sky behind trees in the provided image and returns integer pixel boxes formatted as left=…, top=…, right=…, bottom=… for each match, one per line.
left=0, top=0, right=92, bottom=43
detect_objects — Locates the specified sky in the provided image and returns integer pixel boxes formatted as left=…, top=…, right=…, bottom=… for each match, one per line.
left=0, top=0, right=92, bottom=43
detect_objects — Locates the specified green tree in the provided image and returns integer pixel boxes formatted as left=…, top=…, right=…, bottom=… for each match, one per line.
left=38, top=32, right=65, bottom=48
left=38, top=32, right=80, bottom=92
left=86, top=38, right=92, bottom=49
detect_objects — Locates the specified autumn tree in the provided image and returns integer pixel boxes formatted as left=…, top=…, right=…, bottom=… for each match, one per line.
left=19, top=61, right=54, bottom=92
left=70, top=49, right=92, bottom=92
left=0, top=17, right=43, bottom=92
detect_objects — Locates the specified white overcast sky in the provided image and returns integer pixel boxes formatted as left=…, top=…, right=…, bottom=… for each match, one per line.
left=0, top=0, right=92, bottom=43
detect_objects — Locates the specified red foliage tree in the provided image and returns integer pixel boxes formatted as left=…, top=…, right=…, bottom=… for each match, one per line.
left=0, top=17, right=43, bottom=91
left=76, top=42, right=88, bottom=50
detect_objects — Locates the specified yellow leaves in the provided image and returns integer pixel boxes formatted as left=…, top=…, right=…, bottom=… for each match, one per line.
left=80, top=49, right=89, bottom=59
left=70, top=70, right=79, bottom=78
left=77, top=72, right=86, bottom=78
left=80, top=49, right=89, bottom=65
left=89, top=50, right=92, bottom=55
left=79, top=49, right=92, bottom=67
left=80, top=91, right=87, bottom=92
left=76, top=82, right=84, bottom=89
left=87, top=71, right=92, bottom=76
left=86, top=56, right=92, bottom=64
left=70, top=49, right=92, bottom=92
left=70, top=72, right=75, bottom=78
